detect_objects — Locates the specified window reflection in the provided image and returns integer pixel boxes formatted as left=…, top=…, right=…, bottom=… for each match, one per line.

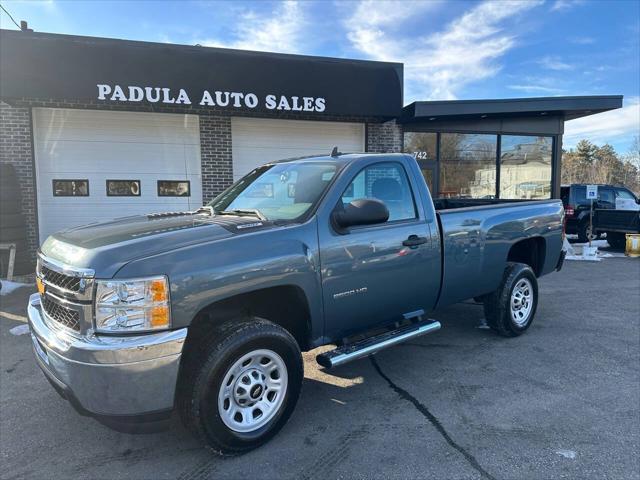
left=500, top=136, right=552, bottom=199
left=440, top=134, right=497, bottom=198
left=403, top=132, right=437, bottom=193
left=403, top=132, right=437, bottom=161
left=342, top=162, right=416, bottom=222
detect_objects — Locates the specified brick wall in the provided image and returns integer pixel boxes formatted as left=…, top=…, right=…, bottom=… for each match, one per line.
left=0, top=101, right=37, bottom=270
left=367, top=120, right=403, bottom=153
left=199, top=116, right=233, bottom=203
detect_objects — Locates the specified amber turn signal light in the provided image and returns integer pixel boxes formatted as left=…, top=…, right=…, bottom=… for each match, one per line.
left=149, top=279, right=168, bottom=302
left=150, top=305, right=170, bottom=328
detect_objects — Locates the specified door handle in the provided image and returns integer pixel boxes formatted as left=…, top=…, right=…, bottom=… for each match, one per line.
left=403, top=235, right=428, bottom=248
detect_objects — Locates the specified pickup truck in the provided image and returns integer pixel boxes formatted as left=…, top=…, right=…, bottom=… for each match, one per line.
left=561, top=183, right=639, bottom=242
left=27, top=152, right=565, bottom=453
left=595, top=208, right=640, bottom=249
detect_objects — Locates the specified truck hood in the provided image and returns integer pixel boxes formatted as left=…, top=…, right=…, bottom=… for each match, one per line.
left=40, top=212, right=273, bottom=278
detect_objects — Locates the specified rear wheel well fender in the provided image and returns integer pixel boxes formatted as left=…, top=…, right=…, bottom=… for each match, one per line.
left=506, top=237, right=545, bottom=277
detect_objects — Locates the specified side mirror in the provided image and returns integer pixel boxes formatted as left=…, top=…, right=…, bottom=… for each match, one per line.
left=332, top=198, right=389, bottom=230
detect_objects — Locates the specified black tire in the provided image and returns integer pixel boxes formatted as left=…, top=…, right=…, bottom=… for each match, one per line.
left=483, top=262, right=538, bottom=337
left=606, top=232, right=626, bottom=250
left=177, top=318, right=303, bottom=454
left=577, top=220, right=595, bottom=243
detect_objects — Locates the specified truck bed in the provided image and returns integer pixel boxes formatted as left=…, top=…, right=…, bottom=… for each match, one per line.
left=595, top=209, right=640, bottom=234
left=433, top=198, right=536, bottom=211
left=434, top=199, right=564, bottom=307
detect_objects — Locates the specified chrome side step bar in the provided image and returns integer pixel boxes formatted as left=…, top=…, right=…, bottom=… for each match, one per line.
left=316, top=319, right=441, bottom=369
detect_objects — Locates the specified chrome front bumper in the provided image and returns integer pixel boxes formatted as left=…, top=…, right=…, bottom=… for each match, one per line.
left=27, top=293, right=187, bottom=424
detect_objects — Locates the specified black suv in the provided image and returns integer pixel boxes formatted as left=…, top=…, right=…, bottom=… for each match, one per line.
left=561, top=184, right=638, bottom=242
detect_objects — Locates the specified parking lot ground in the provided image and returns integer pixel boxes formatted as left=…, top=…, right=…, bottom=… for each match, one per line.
left=1, top=258, right=639, bottom=480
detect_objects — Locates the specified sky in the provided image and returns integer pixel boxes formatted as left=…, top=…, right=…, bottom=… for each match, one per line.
left=1, top=0, right=639, bottom=153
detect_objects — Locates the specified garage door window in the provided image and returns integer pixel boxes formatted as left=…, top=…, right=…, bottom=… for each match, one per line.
left=158, top=180, right=191, bottom=197
left=106, top=180, right=141, bottom=197
left=52, top=179, right=89, bottom=197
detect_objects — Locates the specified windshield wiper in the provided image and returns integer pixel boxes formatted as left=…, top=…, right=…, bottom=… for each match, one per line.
left=194, top=206, right=214, bottom=216
left=219, top=209, right=267, bottom=221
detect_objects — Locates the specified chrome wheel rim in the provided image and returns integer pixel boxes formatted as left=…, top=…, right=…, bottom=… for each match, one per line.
left=511, top=278, right=533, bottom=327
left=218, top=349, right=288, bottom=433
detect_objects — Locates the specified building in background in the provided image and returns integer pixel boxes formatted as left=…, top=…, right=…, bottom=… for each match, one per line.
left=0, top=28, right=622, bottom=272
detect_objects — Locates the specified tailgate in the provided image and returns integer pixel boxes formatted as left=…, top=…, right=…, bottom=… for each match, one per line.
left=595, top=209, right=640, bottom=232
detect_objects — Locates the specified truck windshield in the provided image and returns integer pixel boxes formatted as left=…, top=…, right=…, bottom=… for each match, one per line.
left=208, top=162, right=337, bottom=221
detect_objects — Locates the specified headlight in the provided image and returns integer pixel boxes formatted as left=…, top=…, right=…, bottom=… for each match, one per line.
left=95, top=276, right=171, bottom=333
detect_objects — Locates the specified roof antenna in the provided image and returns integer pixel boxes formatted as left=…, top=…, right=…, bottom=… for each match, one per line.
left=330, top=146, right=341, bottom=157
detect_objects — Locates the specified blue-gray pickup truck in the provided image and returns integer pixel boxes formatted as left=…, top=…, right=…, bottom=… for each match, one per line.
left=28, top=152, right=565, bottom=453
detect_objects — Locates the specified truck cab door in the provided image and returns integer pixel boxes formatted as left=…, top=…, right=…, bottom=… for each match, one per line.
left=317, top=160, right=441, bottom=341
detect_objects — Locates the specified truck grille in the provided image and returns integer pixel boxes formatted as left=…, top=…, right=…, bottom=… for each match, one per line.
left=41, top=265, right=83, bottom=292
left=42, top=295, right=81, bottom=332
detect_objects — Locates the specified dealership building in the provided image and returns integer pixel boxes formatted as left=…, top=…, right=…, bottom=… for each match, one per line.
left=0, top=28, right=623, bottom=273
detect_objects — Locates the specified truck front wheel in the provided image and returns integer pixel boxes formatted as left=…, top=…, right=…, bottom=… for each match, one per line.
left=483, top=262, right=538, bottom=337
left=177, top=318, right=303, bottom=454
left=578, top=220, right=597, bottom=243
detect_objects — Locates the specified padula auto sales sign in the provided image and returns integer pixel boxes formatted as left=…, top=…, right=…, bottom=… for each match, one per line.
left=96, top=84, right=327, bottom=112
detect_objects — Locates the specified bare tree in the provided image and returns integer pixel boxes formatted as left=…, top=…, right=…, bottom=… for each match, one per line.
left=562, top=139, right=640, bottom=194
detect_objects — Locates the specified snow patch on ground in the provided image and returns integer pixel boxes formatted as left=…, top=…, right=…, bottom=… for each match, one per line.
left=9, top=324, right=30, bottom=336
left=586, top=239, right=610, bottom=248
left=0, top=280, right=31, bottom=296
left=565, top=238, right=630, bottom=261
left=566, top=254, right=602, bottom=262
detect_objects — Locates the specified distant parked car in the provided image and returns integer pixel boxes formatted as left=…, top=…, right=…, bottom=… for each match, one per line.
left=561, top=184, right=639, bottom=242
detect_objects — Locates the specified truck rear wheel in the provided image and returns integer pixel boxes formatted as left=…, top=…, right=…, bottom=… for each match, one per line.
left=606, top=232, right=626, bottom=250
left=483, top=262, right=538, bottom=337
left=177, top=318, right=303, bottom=454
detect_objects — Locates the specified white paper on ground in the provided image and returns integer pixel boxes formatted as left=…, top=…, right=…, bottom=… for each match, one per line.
left=556, top=449, right=577, bottom=459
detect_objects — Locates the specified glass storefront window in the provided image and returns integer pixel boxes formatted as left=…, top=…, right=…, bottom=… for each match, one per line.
left=440, top=133, right=497, bottom=198
left=403, top=132, right=437, bottom=161
left=500, top=136, right=552, bottom=199
left=403, top=132, right=437, bottom=193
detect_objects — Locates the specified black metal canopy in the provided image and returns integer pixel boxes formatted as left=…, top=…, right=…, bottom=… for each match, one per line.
left=0, top=29, right=403, bottom=118
left=400, top=95, right=623, bottom=123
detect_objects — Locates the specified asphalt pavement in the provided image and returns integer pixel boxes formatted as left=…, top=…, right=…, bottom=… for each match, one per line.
left=1, top=257, right=639, bottom=479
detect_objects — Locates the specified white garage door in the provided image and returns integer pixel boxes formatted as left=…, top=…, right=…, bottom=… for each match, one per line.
left=231, top=118, right=365, bottom=181
left=33, top=108, right=202, bottom=242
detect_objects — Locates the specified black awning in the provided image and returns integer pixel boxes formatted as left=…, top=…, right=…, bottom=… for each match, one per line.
left=400, top=95, right=623, bottom=123
left=0, top=29, right=403, bottom=119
